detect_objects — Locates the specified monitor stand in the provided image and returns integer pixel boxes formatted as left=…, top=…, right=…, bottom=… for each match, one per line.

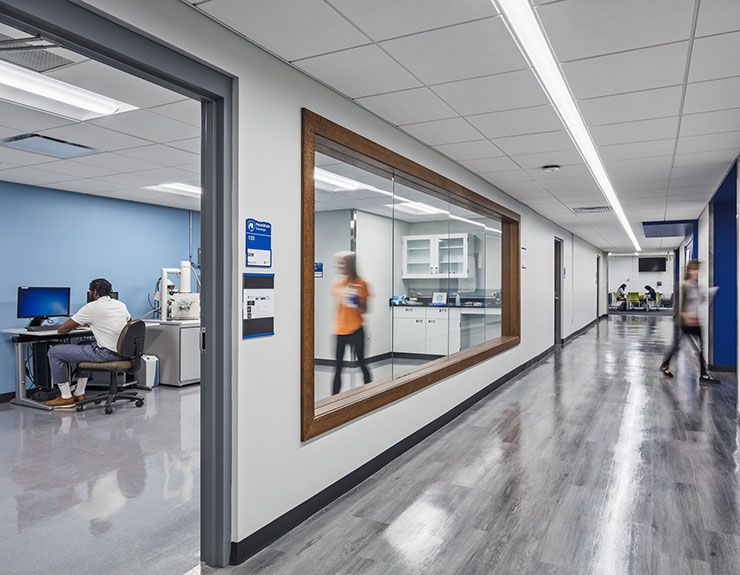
left=25, top=316, right=48, bottom=329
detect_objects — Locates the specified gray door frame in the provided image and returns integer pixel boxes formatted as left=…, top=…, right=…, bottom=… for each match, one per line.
left=0, top=0, right=234, bottom=566
left=554, top=237, right=563, bottom=345
left=596, top=255, right=601, bottom=319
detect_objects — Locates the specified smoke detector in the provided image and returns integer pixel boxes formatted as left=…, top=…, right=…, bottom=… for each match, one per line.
left=541, top=165, right=561, bottom=173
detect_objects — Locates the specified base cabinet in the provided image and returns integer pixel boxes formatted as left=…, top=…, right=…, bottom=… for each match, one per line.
left=144, top=321, right=201, bottom=386
left=392, top=307, right=461, bottom=355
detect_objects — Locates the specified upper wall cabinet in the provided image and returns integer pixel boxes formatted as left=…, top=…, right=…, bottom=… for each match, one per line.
left=402, top=233, right=471, bottom=279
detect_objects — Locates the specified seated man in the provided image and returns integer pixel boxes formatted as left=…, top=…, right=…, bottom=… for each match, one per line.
left=45, top=278, right=131, bottom=409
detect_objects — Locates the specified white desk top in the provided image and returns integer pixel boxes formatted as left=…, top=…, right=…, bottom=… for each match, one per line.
left=1, top=327, right=93, bottom=337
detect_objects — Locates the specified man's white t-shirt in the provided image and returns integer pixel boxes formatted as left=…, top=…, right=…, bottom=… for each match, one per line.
left=72, top=296, right=131, bottom=353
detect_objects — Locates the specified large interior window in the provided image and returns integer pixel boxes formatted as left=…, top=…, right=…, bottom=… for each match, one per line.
left=302, top=110, right=520, bottom=440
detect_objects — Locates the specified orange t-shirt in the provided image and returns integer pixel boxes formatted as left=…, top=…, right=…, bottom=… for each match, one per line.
left=332, top=277, right=369, bottom=335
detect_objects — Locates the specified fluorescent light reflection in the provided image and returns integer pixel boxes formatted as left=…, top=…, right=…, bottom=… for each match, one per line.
left=493, top=0, right=641, bottom=252
left=144, top=183, right=202, bottom=197
left=0, top=60, right=137, bottom=121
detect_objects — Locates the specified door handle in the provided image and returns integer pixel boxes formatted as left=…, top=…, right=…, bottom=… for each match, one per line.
left=200, top=327, right=206, bottom=354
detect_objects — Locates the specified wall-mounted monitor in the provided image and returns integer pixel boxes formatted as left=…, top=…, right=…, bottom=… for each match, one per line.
left=639, top=257, right=666, bottom=272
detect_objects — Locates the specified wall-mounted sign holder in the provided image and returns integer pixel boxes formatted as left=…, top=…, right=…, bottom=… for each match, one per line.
left=243, top=273, right=274, bottom=338
left=246, top=218, right=272, bottom=267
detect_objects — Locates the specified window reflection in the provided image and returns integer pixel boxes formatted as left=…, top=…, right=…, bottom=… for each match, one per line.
left=313, top=149, right=503, bottom=403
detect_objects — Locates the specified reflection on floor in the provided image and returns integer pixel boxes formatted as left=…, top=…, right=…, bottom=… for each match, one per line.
left=315, top=358, right=429, bottom=401
left=214, top=315, right=740, bottom=574
left=0, top=385, right=200, bottom=575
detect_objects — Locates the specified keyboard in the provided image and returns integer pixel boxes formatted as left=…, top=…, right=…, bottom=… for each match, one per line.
left=27, top=324, right=62, bottom=332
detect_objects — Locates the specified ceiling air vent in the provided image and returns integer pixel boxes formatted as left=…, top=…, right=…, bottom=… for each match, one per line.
left=0, top=33, right=72, bottom=72
left=572, top=206, right=612, bottom=214
left=1, top=134, right=101, bottom=158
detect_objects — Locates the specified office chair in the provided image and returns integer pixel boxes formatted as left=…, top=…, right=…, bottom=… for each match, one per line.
left=626, top=292, right=641, bottom=310
left=75, top=320, right=146, bottom=415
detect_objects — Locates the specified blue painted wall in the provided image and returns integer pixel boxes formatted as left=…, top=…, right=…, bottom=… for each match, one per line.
left=711, top=165, right=737, bottom=367
left=0, top=181, right=201, bottom=395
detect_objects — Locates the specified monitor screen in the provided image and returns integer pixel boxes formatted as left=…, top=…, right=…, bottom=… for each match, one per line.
left=17, top=287, right=71, bottom=319
left=639, top=257, right=666, bottom=272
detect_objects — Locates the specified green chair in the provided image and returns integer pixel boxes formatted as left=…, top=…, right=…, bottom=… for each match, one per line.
left=627, top=292, right=641, bottom=310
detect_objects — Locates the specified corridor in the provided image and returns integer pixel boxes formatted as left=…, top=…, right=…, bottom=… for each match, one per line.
left=217, top=315, right=739, bottom=575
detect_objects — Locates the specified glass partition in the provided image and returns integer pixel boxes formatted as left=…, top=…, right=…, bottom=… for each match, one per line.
left=303, top=110, right=520, bottom=440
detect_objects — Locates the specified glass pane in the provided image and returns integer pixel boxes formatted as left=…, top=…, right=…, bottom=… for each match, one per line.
left=391, top=177, right=450, bottom=379
left=485, top=217, right=503, bottom=341
left=313, top=151, right=394, bottom=401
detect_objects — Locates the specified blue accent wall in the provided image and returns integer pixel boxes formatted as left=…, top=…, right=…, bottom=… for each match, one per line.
left=711, top=165, right=737, bottom=366
left=0, top=181, right=201, bottom=395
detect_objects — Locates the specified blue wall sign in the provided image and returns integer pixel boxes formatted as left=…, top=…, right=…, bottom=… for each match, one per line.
left=246, top=218, right=272, bottom=267
left=314, top=262, right=323, bottom=278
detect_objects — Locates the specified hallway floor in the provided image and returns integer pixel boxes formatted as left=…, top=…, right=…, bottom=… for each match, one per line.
left=216, top=315, right=740, bottom=575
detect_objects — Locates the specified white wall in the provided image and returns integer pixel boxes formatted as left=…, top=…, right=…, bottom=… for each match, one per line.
left=83, top=0, right=607, bottom=543
left=607, top=256, right=674, bottom=298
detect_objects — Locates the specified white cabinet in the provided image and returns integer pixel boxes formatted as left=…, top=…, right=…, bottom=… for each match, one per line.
left=402, top=233, right=471, bottom=279
left=392, top=306, right=462, bottom=355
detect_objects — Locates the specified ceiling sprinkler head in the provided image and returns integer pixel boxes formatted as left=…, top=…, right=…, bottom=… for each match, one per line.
left=542, top=165, right=561, bottom=173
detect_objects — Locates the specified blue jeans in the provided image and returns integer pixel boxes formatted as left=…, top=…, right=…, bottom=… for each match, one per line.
left=48, top=343, right=122, bottom=385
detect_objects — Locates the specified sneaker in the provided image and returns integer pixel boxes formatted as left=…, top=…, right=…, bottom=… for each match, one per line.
left=45, top=396, right=76, bottom=409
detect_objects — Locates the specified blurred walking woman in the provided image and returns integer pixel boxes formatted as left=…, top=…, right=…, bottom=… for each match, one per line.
left=660, top=260, right=717, bottom=383
left=332, top=251, right=372, bottom=395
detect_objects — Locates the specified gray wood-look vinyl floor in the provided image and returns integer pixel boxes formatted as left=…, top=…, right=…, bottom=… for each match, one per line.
left=208, top=315, right=740, bottom=575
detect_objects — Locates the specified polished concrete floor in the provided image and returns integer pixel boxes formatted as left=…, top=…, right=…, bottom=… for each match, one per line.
left=0, top=385, right=200, bottom=575
left=211, top=314, right=739, bottom=575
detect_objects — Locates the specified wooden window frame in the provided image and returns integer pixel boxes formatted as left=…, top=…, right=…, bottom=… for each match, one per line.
left=302, top=109, right=520, bottom=441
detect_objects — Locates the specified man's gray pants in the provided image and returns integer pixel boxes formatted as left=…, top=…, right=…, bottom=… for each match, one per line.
left=48, top=344, right=122, bottom=385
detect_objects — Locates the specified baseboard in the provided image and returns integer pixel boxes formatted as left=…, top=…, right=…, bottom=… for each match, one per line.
left=709, top=365, right=736, bottom=372
left=0, top=392, right=14, bottom=404
left=562, top=317, right=599, bottom=345
left=230, top=344, right=556, bottom=565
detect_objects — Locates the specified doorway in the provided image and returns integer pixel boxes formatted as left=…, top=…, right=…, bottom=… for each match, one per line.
left=596, top=255, right=601, bottom=319
left=554, top=238, right=563, bottom=345
left=0, top=0, right=234, bottom=568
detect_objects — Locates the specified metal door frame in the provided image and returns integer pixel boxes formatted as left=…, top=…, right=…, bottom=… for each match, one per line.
left=0, top=1, right=235, bottom=566
left=554, top=237, right=563, bottom=345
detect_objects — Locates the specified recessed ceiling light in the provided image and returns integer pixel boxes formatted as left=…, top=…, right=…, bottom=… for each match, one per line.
left=493, top=0, right=641, bottom=252
left=314, top=167, right=361, bottom=191
left=0, top=60, right=137, bottom=121
left=144, top=183, right=202, bottom=197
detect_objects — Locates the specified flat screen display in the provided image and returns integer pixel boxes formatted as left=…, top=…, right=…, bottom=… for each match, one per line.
left=638, top=257, right=666, bottom=272
left=17, top=287, right=71, bottom=318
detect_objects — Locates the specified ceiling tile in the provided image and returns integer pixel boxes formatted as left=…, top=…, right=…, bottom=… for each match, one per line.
left=356, top=87, right=456, bottom=125
left=295, top=44, right=421, bottom=98
left=466, top=105, right=563, bottom=139
left=431, top=69, right=548, bottom=116
left=671, top=163, right=728, bottom=183
left=511, top=149, right=583, bottom=169
left=579, top=86, right=683, bottom=126
left=32, top=159, right=117, bottom=178
left=563, top=42, right=688, bottom=100
left=89, top=110, right=200, bottom=143
left=688, top=31, right=740, bottom=83
left=39, top=122, right=151, bottom=151
left=494, top=131, right=574, bottom=156
left=72, top=151, right=164, bottom=173
left=380, top=17, right=527, bottom=85
left=48, top=59, right=182, bottom=108
left=149, top=100, right=201, bottom=127
left=432, top=140, right=504, bottom=161
left=0, top=101, right=74, bottom=132
left=52, top=178, right=129, bottom=193
left=695, top=0, right=740, bottom=37
left=673, top=149, right=738, bottom=167
left=400, top=117, right=482, bottom=145
left=676, top=131, right=740, bottom=154
left=599, top=139, right=676, bottom=161
left=606, top=156, right=674, bottom=182
left=683, top=76, right=740, bottom=114
left=117, top=144, right=200, bottom=168
left=201, top=0, right=368, bottom=61
left=537, top=176, right=600, bottom=192
left=483, top=169, right=534, bottom=184
left=0, top=146, right=56, bottom=167
left=0, top=166, right=76, bottom=185
left=326, top=0, right=498, bottom=42
left=167, top=138, right=201, bottom=154
left=591, top=117, right=680, bottom=146
left=536, top=0, right=694, bottom=61
left=461, top=156, right=520, bottom=172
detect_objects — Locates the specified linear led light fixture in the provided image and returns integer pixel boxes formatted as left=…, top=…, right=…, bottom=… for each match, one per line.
left=387, top=201, right=449, bottom=216
left=144, top=183, right=202, bottom=197
left=0, top=60, right=137, bottom=121
left=314, top=166, right=395, bottom=197
left=493, top=0, right=641, bottom=252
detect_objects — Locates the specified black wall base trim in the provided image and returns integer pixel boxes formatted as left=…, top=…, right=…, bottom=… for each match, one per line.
left=562, top=316, right=602, bottom=345
left=314, top=351, right=443, bottom=368
left=709, top=364, right=736, bottom=372
left=0, top=392, right=14, bottom=404
left=230, top=344, right=556, bottom=565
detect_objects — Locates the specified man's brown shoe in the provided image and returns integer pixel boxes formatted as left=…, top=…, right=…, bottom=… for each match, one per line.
left=45, top=396, right=76, bottom=409
left=74, top=394, right=86, bottom=403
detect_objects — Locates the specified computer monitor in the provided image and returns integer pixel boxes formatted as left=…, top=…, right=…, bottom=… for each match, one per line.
left=17, top=286, right=71, bottom=327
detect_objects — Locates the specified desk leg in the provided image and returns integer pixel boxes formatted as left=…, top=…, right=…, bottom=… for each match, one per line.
left=10, top=341, right=52, bottom=411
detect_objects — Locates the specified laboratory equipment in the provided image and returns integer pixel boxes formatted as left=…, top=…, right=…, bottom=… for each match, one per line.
left=156, top=261, right=200, bottom=321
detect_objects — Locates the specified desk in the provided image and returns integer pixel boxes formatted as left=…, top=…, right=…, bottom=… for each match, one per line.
left=1, top=327, right=93, bottom=410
